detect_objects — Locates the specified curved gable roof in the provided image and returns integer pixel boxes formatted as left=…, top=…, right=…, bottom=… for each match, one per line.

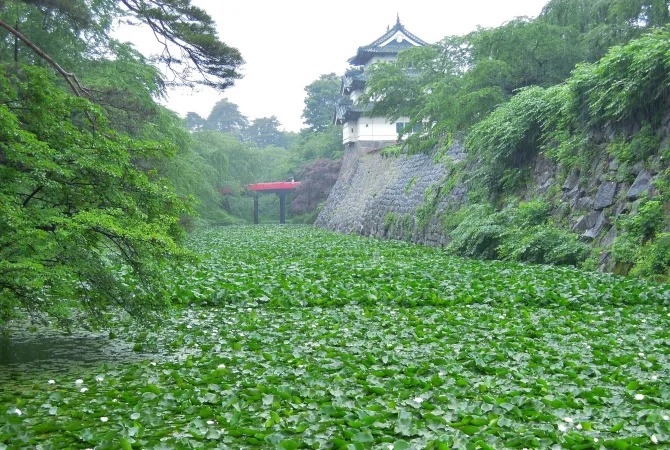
left=348, top=17, right=429, bottom=66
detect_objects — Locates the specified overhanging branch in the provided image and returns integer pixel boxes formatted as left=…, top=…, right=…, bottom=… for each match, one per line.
left=0, top=18, right=90, bottom=97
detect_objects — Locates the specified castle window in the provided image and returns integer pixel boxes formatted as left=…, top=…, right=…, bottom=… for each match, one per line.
left=396, top=122, right=422, bottom=134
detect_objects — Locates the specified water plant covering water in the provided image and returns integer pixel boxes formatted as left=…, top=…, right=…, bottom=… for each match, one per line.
left=1, top=225, right=669, bottom=449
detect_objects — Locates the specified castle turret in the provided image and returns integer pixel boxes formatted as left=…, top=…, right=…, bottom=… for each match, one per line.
left=334, top=17, right=428, bottom=147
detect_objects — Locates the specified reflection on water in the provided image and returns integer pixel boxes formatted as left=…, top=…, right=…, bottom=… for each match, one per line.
left=0, top=325, right=154, bottom=383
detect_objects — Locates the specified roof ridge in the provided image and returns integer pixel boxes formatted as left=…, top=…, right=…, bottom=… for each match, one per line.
left=362, top=17, right=429, bottom=49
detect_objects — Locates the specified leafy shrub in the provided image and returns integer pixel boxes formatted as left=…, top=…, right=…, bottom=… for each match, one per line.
left=447, top=201, right=588, bottom=266
left=290, top=159, right=341, bottom=216
left=381, top=144, right=403, bottom=158
left=630, top=233, right=670, bottom=279
left=627, top=199, right=665, bottom=241
left=513, top=199, right=552, bottom=227
left=612, top=199, right=670, bottom=277
left=447, top=204, right=504, bottom=259
left=466, top=86, right=548, bottom=198
left=606, top=123, right=660, bottom=165
left=569, top=28, right=670, bottom=128
left=611, top=233, right=639, bottom=266
left=499, top=224, right=590, bottom=266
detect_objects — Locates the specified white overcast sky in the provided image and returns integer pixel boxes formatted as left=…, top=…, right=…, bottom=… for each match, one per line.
left=149, top=0, right=550, bottom=132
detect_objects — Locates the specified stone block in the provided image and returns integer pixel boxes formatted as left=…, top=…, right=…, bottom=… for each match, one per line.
left=627, top=169, right=653, bottom=200
left=572, top=210, right=601, bottom=233
left=594, top=181, right=617, bottom=210
left=582, top=211, right=606, bottom=240
left=562, top=169, right=580, bottom=191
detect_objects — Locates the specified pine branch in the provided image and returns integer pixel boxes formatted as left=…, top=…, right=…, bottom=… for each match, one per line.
left=0, top=18, right=91, bottom=98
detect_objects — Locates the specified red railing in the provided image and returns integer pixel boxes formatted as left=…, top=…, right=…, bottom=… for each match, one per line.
left=247, top=181, right=301, bottom=192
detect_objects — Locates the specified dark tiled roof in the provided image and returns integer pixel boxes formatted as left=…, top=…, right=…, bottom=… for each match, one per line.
left=348, top=17, right=429, bottom=66
left=333, top=100, right=374, bottom=124
left=341, top=70, right=368, bottom=94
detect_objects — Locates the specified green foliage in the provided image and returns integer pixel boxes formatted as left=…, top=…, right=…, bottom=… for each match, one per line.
left=4, top=225, right=670, bottom=448
left=0, top=65, right=188, bottom=326
left=469, top=18, right=584, bottom=92
left=404, top=176, right=417, bottom=194
left=415, top=184, right=442, bottom=231
left=540, top=0, right=670, bottom=60
left=241, top=116, right=289, bottom=148
left=380, top=144, right=403, bottom=158
left=289, top=159, right=341, bottom=218
left=612, top=199, right=670, bottom=277
left=627, top=199, right=665, bottom=241
left=447, top=204, right=506, bottom=259
left=569, top=28, right=670, bottom=128
left=1, top=0, right=243, bottom=91
left=200, top=98, right=248, bottom=135
left=447, top=201, right=589, bottom=266
left=79, top=42, right=167, bottom=136
left=301, top=73, right=341, bottom=132
left=540, top=83, right=595, bottom=170
left=499, top=224, right=590, bottom=265
left=117, top=0, right=243, bottom=90
left=630, top=232, right=670, bottom=278
left=291, top=125, right=342, bottom=161
left=466, top=87, right=548, bottom=198
left=606, top=123, right=661, bottom=165
left=464, top=27, right=670, bottom=203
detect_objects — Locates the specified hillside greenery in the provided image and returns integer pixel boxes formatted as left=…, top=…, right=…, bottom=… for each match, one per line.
left=362, top=0, right=670, bottom=279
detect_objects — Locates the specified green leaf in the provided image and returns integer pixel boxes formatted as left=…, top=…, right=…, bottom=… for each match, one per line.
left=352, top=432, right=374, bottom=443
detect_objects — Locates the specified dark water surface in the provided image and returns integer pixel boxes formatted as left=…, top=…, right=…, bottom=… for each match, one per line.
left=0, top=325, right=155, bottom=384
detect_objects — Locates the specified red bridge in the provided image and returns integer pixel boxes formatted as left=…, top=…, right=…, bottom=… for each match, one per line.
left=247, top=181, right=301, bottom=224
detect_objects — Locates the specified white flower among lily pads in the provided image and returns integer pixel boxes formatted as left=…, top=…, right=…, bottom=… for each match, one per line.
left=413, top=397, right=424, bottom=404
left=663, top=415, right=669, bottom=421
left=651, top=434, right=659, bottom=444
left=563, top=417, right=573, bottom=423
left=100, top=417, right=108, bottom=422
left=558, top=423, right=567, bottom=432
left=47, top=379, right=55, bottom=385
left=74, top=379, right=84, bottom=385
left=634, top=393, right=645, bottom=400
left=80, top=387, right=88, bottom=393
left=12, top=408, right=21, bottom=416
left=95, top=376, right=104, bottom=382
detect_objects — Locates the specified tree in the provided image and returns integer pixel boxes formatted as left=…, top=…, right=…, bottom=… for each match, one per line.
left=293, top=125, right=343, bottom=161
left=0, top=0, right=244, bottom=93
left=539, top=0, right=670, bottom=61
left=204, top=98, right=248, bottom=135
left=185, top=111, right=206, bottom=131
left=243, top=116, right=288, bottom=148
left=290, top=159, right=342, bottom=218
left=302, top=73, right=341, bottom=132
left=117, top=0, right=244, bottom=90
left=468, top=18, right=584, bottom=93
left=0, top=67, right=188, bottom=326
left=0, top=0, right=244, bottom=326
